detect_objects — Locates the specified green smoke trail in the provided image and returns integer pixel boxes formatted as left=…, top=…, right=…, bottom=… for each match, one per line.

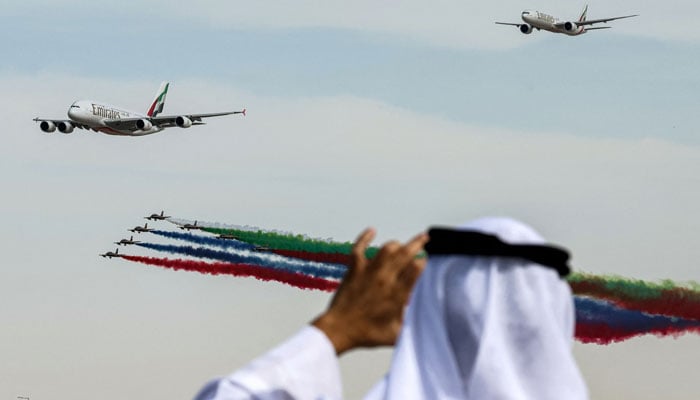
left=201, top=227, right=381, bottom=258
left=568, top=272, right=700, bottom=299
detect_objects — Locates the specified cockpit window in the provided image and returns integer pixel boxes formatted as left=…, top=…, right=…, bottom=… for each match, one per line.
left=70, top=105, right=80, bottom=108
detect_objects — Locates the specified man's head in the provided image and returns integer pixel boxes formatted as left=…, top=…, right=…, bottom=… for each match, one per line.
left=374, top=217, right=588, bottom=400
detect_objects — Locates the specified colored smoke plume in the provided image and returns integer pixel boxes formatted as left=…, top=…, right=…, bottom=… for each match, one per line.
left=151, top=229, right=256, bottom=251
left=200, top=226, right=380, bottom=257
left=270, top=249, right=353, bottom=266
left=569, top=272, right=700, bottom=321
left=121, top=255, right=340, bottom=292
left=136, top=242, right=346, bottom=280
left=574, top=296, right=700, bottom=344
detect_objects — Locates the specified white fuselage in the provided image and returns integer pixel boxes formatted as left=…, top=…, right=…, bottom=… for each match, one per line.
left=67, top=100, right=163, bottom=136
left=521, top=10, right=585, bottom=36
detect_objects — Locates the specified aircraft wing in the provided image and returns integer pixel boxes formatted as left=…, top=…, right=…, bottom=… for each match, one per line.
left=33, top=118, right=91, bottom=130
left=554, top=14, right=637, bottom=28
left=151, top=110, right=246, bottom=126
left=103, top=110, right=245, bottom=130
left=495, top=22, right=523, bottom=27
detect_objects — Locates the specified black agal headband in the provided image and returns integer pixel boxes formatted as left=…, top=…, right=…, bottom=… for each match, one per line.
left=425, top=227, right=571, bottom=278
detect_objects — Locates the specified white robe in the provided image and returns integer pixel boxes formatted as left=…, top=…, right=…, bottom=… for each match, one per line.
left=195, top=217, right=588, bottom=400
left=193, top=326, right=342, bottom=400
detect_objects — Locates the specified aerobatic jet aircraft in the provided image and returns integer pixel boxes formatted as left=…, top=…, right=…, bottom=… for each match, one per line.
left=217, top=233, right=240, bottom=240
left=115, top=236, right=141, bottom=246
left=129, top=223, right=153, bottom=234
left=145, top=210, right=171, bottom=221
left=100, top=248, right=123, bottom=259
left=180, top=221, right=201, bottom=231
left=33, top=82, right=245, bottom=136
left=496, top=5, right=637, bottom=36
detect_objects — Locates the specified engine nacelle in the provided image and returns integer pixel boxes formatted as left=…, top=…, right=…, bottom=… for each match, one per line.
left=175, top=116, right=192, bottom=128
left=136, top=118, right=152, bottom=131
left=563, top=21, right=578, bottom=32
left=520, top=24, right=533, bottom=34
left=57, top=121, right=74, bottom=134
left=40, top=121, right=56, bottom=133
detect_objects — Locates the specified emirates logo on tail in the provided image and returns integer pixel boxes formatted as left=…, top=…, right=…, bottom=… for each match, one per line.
left=147, top=81, right=170, bottom=117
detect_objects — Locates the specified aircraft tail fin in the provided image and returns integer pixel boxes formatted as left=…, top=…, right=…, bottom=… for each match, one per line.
left=147, top=81, right=169, bottom=117
left=578, top=4, right=588, bottom=22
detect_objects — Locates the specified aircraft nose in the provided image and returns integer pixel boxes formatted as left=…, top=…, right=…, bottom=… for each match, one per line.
left=67, top=102, right=80, bottom=119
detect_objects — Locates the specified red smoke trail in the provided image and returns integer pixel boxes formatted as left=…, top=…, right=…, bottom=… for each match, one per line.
left=122, top=255, right=340, bottom=292
left=270, top=249, right=352, bottom=266
left=575, top=322, right=700, bottom=344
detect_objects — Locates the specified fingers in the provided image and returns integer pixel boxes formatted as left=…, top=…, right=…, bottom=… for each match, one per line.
left=353, top=227, right=376, bottom=253
left=351, top=227, right=376, bottom=272
left=403, top=232, right=429, bottom=259
left=381, top=232, right=429, bottom=273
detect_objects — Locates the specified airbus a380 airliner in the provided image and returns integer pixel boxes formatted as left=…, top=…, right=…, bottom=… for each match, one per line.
left=496, top=5, right=637, bottom=36
left=33, top=82, right=245, bottom=136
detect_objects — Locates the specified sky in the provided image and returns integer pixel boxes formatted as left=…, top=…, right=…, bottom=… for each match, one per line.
left=1, top=1, right=699, bottom=399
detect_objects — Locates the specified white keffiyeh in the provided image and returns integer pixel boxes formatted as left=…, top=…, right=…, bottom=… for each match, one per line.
left=366, top=217, right=588, bottom=400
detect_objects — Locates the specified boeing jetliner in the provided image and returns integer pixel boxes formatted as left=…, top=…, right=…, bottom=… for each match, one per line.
left=33, top=82, right=245, bottom=136
left=496, top=5, right=637, bottom=36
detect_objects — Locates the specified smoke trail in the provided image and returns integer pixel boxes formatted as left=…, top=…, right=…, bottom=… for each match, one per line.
left=569, top=272, right=700, bottom=321
left=150, top=230, right=256, bottom=251
left=200, top=226, right=381, bottom=258
left=167, top=218, right=379, bottom=257
left=269, top=249, right=353, bottom=266
left=121, top=255, right=340, bottom=292
left=574, top=296, right=700, bottom=344
left=136, top=242, right=346, bottom=280
left=167, top=218, right=292, bottom=235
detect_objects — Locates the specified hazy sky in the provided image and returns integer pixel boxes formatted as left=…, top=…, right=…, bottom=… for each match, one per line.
left=1, top=1, right=699, bottom=399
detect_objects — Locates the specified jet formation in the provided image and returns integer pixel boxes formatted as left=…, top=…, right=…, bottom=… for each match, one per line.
left=100, top=212, right=270, bottom=259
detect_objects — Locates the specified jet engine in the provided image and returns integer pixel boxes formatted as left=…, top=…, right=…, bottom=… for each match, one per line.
left=57, top=121, right=74, bottom=134
left=136, top=119, right=152, bottom=130
left=40, top=121, right=56, bottom=133
left=520, top=24, right=533, bottom=34
left=563, top=21, right=578, bottom=32
left=175, top=116, right=192, bottom=128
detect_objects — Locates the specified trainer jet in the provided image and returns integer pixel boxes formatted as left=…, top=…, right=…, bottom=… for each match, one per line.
left=217, top=233, right=240, bottom=240
left=33, top=82, right=245, bottom=136
left=129, top=223, right=153, bottom=234
left=145, top=210, right=171, bottom=221
left=100, top=248, right=123, bottom=259
left=496, top=5, right=637, bottom=36
left=180, top=221, right=202, bottom=231
left=115, top=236, right=141, bottom=246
